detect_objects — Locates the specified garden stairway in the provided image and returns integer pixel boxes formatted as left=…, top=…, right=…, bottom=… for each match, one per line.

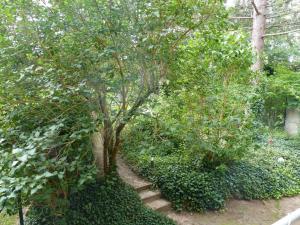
left=117, top=157, right=171, bottom=212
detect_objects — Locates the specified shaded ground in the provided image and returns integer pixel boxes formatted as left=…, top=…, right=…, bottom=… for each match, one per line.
left=167, top=196, right=300, bottom=225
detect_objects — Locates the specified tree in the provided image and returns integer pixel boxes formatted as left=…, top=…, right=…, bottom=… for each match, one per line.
left=227, top=0, right=300, bottom=134
left=251, top=0, right=267, bottom=71
left=0, top=0, right=227, bottom=213
left=228, top=0, right=300, bottom=71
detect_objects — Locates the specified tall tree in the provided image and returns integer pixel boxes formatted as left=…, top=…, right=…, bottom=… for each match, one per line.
left=228, top=0, right=300, bottom=134
left=251, top=0, right=267, bottom=71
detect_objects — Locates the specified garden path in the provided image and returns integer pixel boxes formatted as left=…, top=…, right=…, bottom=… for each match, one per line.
left=167, top=196, right=300, bottom=225
left=117, top=156, right=300, bottom=225
left=117, top=156, right=171, bottom=212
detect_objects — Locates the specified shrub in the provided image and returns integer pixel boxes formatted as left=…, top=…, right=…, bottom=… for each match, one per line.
left=26, top=177, right=175, bottom=225
left=155, top=166, right=229, bottom=211
left=0, top=96, right=97, bottom=214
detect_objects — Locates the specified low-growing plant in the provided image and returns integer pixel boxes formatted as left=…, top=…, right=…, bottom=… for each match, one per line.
left=123, top=131, right=300, bottom=212
left=26, top=177, right=176, bottom=225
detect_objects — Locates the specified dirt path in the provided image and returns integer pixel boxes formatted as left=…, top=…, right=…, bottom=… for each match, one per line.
left=117, top=157, right=300, bottom=225
left=167, top=196, right=300, bottom=225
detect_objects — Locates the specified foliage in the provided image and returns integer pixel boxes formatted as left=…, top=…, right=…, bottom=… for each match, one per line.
left=123, top=131, right=300, bottom=211
left=265, top=38, right=300, bottom=71
left=227, top=162, right=299, bottom=200
left=121, top=26, right=270, bottom=212
left=153, top=165, right=229, bottom=211
left=26, top=177, right=175, bottom=225
left=261, top=66, right=300, bottom=127
left=0, top=213, right=17, bottom=225
left=1, top=0, right=298, bottom=220
left=0, top=0, right=96, bottom=213
left=174, top=32, right=257, bottom=166
left=0, top=0, right=228, bottom=214
left=0, top=20, right=98, bottom=210
left=232, top=133, right=300, bottom=199
left=125, top=30, right=256, bottom=168
left=0, top=71, right=97, bottom=213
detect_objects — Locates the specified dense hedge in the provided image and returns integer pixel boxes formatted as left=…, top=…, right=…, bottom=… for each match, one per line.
left=123, top=133, right=300, bottom=212
left=26, top=178, right=175, bottom=225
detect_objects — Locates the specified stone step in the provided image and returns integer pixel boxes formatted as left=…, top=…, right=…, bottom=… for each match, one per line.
left=135, top=183, right=152, bottom=193
left=147, top=199, right=171, bottom=212
left=139, top=190, right=161, bottom=203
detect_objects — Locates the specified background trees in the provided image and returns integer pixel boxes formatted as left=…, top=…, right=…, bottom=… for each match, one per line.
left=228, top=0, right=300, bottom=133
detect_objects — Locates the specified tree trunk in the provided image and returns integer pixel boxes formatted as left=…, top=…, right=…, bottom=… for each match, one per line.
left=251, top=0, right=267, bottom=72
left=91, top=131, right=105, bottom=178
left=91, top=127, right=122, bottom=176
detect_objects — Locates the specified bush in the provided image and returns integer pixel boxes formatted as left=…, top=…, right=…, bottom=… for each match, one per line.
left=26, top=177, right=175, bottom=225
left=155, top=166, right=229, bottom=211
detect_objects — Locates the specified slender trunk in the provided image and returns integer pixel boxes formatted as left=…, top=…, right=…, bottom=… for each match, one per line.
left=92, top=88, right=155, bottom=176
left=102, top=126, right=114, bottom=174
left=110, top=128, right=123, bottom=167
left=91, top=131, right=105, bottom=177
left=90, top=115, right=128, bottom=176
left=251, top=0, right=267, bottom=72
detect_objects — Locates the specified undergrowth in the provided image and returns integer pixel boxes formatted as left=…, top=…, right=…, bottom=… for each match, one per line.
left=26, top=177, right=175, bottom=225
left=123, top=129, right=300, bottom=212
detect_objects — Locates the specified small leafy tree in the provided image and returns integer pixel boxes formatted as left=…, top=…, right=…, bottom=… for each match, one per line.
left=169, top=31, right=256, bottom=167
left=125, top=30, right=256, bottom=168
left=0, top=0, right=227, bottom=213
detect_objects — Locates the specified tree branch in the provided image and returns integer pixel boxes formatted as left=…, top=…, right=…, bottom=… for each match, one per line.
left=266, top=10, right=300, bottom=19
left=267, top=23, right=300, bottom=30
left=117, top=87, right=155, bottom=130
left=229, top=16, right=253, bottom=19
left=98, top=90, right=112, bottom=128
left=112, top=52, right=127, bottom=113
left=263, top=29, right=300, bottom=37
left=112, top=87, right=156, bottom=158
left=170, top=15, right=210, bottom=51
left=251, top=0, right=260, bottom=15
